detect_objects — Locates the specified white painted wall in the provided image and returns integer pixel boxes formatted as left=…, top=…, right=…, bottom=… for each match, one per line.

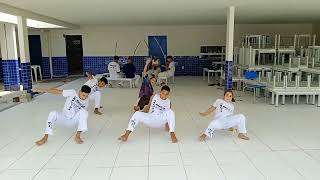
left=29, top=24, right=314, bottom=57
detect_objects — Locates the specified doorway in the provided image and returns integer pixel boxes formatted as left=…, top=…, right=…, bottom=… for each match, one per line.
left=65, top=35, right=83, bottom=75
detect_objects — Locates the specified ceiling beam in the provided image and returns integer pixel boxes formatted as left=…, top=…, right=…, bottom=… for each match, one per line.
left=0, top=2, right=79, bottom=29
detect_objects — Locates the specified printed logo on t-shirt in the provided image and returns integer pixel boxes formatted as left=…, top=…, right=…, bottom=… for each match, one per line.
left=67, top=96, right=86, bottom=114
left=150, top=100, right=166, bottom=114
left=219, top=103, right=232, bottom=113
left=91, top=84, right=99, bottom=92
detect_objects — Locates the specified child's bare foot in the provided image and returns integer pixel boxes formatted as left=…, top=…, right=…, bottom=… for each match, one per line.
left=118, top=130, right=131, bottom=142
left=118, top=135, right=128, bottom=142
left=94, top=108, right=102, bottom=115
left=170, top=132, right=178, bottom=143
left=238, top=133, right=250, bottom=140
left=74, top=131, right=84, bottom=144
left=199, top=134, right=207, bottom=141
left=165, top=123, right=170, bottom=132
left=75, top=136, right=84, bottom=144
left=35, top=135, right=48, bottom=146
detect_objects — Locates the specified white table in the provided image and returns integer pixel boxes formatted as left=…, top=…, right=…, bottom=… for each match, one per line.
left=220, top=75, right=246, bottom=90
left=203, top=68, right=223, bottom=84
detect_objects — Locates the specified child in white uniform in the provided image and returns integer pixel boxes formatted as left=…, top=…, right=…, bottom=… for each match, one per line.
left=34, top=85, right=91, bottom=145
left=199, top=90, right=249, bottom=141
left=119, top=85, right=178, bottom=143
left=84, top=72, right=108, bottom=115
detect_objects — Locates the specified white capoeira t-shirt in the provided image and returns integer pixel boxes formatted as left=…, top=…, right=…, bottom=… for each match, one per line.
left=84, top=78, right=99, bottom=94
left=213, top=99, right=234, bottom=119
left=62, top=90, right=89, bottom=118
left=108, top=61, right=120, bottom=78
left=168, top=61, right=175, bottom=77
left=149, top=94, right=171, bottom=116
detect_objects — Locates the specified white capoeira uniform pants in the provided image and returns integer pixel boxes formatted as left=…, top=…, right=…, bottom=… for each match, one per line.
left=89, top=91, right=101, bottom=108
left=127, top=109, right=175, bottom=132
left=205, top=114, right=247, bottom=138
left=44, top=109, right=88, bottom=135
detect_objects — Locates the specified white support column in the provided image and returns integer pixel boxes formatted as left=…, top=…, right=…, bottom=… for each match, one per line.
left=17, top=16, right=30, bottom=63
left=226, top=6, right=235, bottom=62
left=17, top=16, right=32, bottom=91
left=47, top=30, right=53, bottom=79
left=0, top=23, right=20, bottom=91
left=225, top=6, right=235, bottom=90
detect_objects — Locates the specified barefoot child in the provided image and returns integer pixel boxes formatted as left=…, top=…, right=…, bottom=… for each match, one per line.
left=84, top=72, right=108, bottom=115
left=133, top=57, right=157, bottom=111
left=199, top=90, right=249, bottom=141
left=119, top=85, right=178, bottom=143
left=34, top=85, right=91, bottom=145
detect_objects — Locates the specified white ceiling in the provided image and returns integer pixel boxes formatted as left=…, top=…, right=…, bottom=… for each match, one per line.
left=0, top=0, right=319, bottom=25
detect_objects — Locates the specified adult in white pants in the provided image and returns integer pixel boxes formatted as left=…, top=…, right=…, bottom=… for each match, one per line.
left=199, top=90, right=250, bottom=141
left=119, top=85, right=178, bottom=143
left=158, top=56, right=175, bottom=79
left=34, top=86, right=91, bottom=146
left=84, top=72, right=108, bottom=115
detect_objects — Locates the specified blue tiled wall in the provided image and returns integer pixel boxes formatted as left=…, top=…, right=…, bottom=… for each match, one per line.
left=20, top=62, right=32, bottom=91
left=0, top=58, right=2, bottom=80
left=83, top=56, right=147, bottom=75
left=2, top=60, right=20, bottom=91
left=225, top=61, right=233, bottom=90
left=41, top=57, right=68, bottom=78
left=52, top=57, right=68, bottom=77
left=42, top=57, right=50, bottom=78
left=83, top=56, right=109, bottom=75
left=83, top=56, right=217, bottom=76
left=40, top=56, right=221, bottom=78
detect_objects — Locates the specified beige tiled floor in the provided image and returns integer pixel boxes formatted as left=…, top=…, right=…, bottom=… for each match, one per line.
left=0, top=76, right=320, bottom=180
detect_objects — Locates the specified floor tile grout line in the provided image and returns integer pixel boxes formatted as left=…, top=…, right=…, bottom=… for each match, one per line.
left=225, top=123, right=267, bottom=179
left=287, top=137, right=320, bottom=164
left=69, top=116, right=111, bottom=180
left=247, top=130, right=273, bottom=151
left=270, top=149, right=307, bottom=180
left=107, top=143, right=122, bottom=180
left=177, top=142, right=189, bottom=180
left=0, top=144, right=36, bottom=175
left=184, top=100, right=227, bottom=180
left=0, top=139, right=17, bottom=152
left=31, top=134, right=74, bottom=180
left=249, top=129, right=299, bottom=152
left=248, top=129, right=307, bottom=179
left=281, top=137, right=319, bottom=179
left=107, top=112, right=124, bottom=180
left=235, top=146, right=267, bottom=180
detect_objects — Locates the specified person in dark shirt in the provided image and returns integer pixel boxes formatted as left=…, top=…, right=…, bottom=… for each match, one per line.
left=119, top=57, right=140, bottom=87
left=123, top=57, right=136, bottom=78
